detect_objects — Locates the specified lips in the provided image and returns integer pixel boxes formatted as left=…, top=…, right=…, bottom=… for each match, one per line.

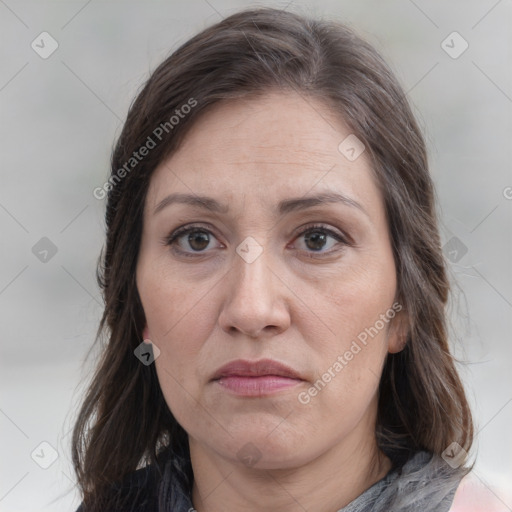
left=211, top=358, right=304, bottom=381
left=211, top=359, right=305, bottom=397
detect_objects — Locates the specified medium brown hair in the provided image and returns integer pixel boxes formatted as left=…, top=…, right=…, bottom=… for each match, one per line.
left=72, top=6, right=473, bottom=510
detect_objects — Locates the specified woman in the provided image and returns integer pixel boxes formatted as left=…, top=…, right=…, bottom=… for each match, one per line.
left=73, top=7, right=474, bottom=511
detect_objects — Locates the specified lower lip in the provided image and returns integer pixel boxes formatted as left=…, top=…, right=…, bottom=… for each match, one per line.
left=214, top=375, right=303, bottom=396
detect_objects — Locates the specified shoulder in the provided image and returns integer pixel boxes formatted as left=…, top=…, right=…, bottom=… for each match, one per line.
left=449, top=472, right=512, bottom=512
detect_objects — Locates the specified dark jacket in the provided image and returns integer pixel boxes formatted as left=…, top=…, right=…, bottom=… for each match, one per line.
left=75, top=449, right=173, bottom=512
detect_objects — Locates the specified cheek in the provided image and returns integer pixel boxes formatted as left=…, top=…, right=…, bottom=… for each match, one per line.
left=308, top=253, right=397, bottom=344
left=143, top=289, right=216, bottom=381
left=294, top=297, right=391, bottom=440
left=138, top=263, right=220, bottom=415
left=138, top=252, right=217, bottom=343
left=297, top=255, right=396, bottom=401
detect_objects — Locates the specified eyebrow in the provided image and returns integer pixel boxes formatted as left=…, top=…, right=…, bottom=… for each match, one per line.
left=153, top=191, right=368, bottom=217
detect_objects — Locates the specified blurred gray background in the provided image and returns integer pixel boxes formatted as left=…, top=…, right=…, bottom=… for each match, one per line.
left=0, top=1, right=511, bottom=510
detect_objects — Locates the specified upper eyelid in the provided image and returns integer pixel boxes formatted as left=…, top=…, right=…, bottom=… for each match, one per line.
left=167, top=222, right=342, bottom=237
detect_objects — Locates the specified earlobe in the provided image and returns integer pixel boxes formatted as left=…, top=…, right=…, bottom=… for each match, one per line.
left=388, top=311, right=409, bottom=354
left=388, top=334, right=407, bottom=354
left=142, top=325, right=151, bottom=343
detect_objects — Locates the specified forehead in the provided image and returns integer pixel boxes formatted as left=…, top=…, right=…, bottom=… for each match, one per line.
left=146, top=91, right=382, bottom=218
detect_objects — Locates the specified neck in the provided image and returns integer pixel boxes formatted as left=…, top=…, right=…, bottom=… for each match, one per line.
left=189, top=427, right=391, bottom=512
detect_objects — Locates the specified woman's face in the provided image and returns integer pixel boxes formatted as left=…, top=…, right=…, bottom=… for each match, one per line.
left=136, top=91, right=404, bottom=470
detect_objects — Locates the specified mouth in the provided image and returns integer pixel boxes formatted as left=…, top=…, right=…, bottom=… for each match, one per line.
left=211, top=359, right=305, bottom=397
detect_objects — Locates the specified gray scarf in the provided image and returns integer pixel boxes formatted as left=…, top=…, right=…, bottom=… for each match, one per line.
left=158, top=448, right=465, bottom=511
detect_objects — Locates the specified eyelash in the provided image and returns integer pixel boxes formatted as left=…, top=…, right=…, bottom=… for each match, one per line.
left=162, top=223, right=351, bottom=259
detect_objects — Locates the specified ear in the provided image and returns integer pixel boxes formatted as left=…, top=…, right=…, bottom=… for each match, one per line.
left=387, top=309, right=409, bottom=354
left=142, top=324, right=151, bottom=343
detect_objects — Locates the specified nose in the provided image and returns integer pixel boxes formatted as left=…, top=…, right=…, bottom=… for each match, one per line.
left=217, top=241, right=291, bottom=339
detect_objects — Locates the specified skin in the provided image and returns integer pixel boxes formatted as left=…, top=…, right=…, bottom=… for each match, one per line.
left=136, top=90, right=406, bottom=512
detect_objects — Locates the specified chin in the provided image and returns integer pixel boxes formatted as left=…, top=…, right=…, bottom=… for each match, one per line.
left=214, top=423, right=315, bottom=470
left=228, top=442, right=308, bottom=471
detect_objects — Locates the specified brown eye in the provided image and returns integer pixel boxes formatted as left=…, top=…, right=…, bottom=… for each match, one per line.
left=164, top=224, right=222, bottom=257
left=294, top=224, right=349, bottom=256
left=304, top=231, right=330, bottom=251
left=186, top=231, right=210, bottom=251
